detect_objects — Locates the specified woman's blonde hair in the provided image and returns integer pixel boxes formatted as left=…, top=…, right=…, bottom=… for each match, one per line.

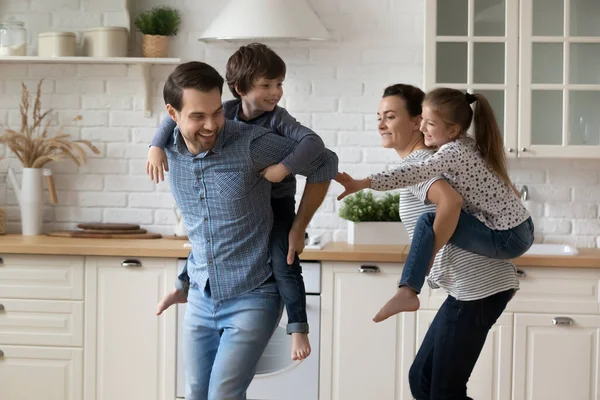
left=424, top=88, right=511, bottom=186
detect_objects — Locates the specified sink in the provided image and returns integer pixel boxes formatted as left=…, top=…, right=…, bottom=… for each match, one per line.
left=523, top=244, right=579, bottom=256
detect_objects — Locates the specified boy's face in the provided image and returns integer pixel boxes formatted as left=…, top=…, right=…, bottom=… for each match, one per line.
left=242, top=76, right=284, bottom=113
left=167, top=87, right=225, bottom=155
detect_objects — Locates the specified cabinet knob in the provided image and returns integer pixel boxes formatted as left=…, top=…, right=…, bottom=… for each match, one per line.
left=121, top=259, right=142, bottom=268
left=520, top=147, right=528, bottom=152
left=0, top=304, right=4, bottom=312
left=516, top=269, right=526, bottom=278
left=359, top=265, right=380, bottom=273
left=507, top=148, right=514, bottom=153
left=552, top=316, right=574, bottom=326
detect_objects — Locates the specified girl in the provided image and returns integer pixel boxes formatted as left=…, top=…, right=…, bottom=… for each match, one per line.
left=336, top=87, right=533, bottom=322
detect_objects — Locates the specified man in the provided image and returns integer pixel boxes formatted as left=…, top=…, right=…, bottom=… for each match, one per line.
left=161, top=61, right=338, bottom=400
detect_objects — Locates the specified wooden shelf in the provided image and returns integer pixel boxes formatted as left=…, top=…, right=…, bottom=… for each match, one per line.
left=0, top=56, right=182, bottom=116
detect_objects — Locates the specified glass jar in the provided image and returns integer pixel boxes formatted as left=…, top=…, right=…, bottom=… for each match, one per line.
left=0, top=20, right=27, bottom=56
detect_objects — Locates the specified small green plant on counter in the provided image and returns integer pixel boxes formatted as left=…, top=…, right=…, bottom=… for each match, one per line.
left=134, top=6, right=182, bottom=36
left=338, top=191, right=400, bottom=222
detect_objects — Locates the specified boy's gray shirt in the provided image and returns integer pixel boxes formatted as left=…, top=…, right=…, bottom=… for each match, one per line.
left=152, top=99, right=325, bottom=199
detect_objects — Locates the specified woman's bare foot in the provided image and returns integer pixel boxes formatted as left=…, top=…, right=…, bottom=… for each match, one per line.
left=373, top=286, right=420, bottom=323
left=291, top=333, right=311, bottom=360
left=156, top=289, right=188, bottom=316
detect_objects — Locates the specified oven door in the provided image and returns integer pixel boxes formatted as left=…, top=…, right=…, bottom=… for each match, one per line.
left=176, top=295, right=321, bottom=400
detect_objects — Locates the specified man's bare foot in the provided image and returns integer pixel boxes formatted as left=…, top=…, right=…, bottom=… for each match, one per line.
left=156, top=289, right=188, bottom=316
left=373, top=286, right=420, bottom=323
left=291, top=333, right=311, bottom=360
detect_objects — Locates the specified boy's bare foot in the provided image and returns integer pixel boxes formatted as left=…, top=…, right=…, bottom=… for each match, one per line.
left=373, top=286, right=420, bottom=323
left=156, top=289, right=188, bottom=316
left=291, top=333, right=311, bottom=360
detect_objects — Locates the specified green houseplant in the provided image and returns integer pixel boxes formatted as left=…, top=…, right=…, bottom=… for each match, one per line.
left=134, top=6, right=181, bottom=58
left=339, top=191, right=409, bottom=245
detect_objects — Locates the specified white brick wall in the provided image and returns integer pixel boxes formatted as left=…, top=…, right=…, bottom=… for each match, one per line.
left=1, top=0, right=599, bottom=246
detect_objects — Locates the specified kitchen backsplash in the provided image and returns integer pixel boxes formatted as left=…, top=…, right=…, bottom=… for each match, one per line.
left=0, top=0, right=599, bottom=247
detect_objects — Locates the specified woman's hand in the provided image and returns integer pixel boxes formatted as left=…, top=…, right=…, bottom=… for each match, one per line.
left=335, top=172, right=371, bottom=200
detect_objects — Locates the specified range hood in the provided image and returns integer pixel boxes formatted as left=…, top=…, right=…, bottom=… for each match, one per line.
left=198, top=0, right=330, bottom=41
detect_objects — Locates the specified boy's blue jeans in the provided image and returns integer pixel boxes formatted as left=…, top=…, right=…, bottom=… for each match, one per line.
left=401, top=211, right=535, bottom=293
left=184, top=279, right=283, bottom=400
left=175, top=196, right=308, bottom=335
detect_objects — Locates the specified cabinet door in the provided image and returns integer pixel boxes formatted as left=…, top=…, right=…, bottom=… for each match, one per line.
left=416, top=310, right=513, bottom=400
left=424, top=0, right=519, bottom=156
left=83, top=257, right=177, bottom=400
left=0, top=345, right=83, bottom=400
left=320, top=262, right=415, bottom=400
left=519, top=0, right=600, bottom=158
left=512, top=313, right=600, bottom=400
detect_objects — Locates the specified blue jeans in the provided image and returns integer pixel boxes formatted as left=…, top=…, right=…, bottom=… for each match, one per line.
left=401, top=212, right=534, bottom=293
left=270, top=197, right=308, bottom=334
left=176, top=196, right=308, bottom=335
left=409, top=289, right=514, bottom=399
left=184, top=279, right=283, bottom=400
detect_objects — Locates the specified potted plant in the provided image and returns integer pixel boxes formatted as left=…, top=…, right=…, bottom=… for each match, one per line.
left=339, top=191, right=410, bottom=245
left=134, top=6, right=181, bottom=58
left=0, top=80, right=100, bottom=235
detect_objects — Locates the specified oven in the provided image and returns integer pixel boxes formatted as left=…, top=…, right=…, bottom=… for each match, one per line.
left=176, top=259, right=321, bottom=400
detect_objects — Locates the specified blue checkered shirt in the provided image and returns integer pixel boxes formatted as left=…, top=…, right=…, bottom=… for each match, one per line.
left=165, top=119, right=338, bottom=301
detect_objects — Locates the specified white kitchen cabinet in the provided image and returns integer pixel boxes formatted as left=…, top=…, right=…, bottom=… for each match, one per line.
left=0, top=346, right=83, bottom=400
left=83, top=256, right=177, bottom=400
left=512, top=313, right=600, bottom=400
left=320, top=262, right=415, bottom=400
left=416, top=310, right=514, bottom=400
left=425, top=0, right=600, bottom=159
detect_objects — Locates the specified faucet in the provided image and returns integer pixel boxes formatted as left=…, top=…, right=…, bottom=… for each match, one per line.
left=520, top=185, right=529, bottom=201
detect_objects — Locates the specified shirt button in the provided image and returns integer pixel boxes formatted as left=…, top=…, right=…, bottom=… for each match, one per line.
left=206, top=238, right=210, bottom=243
left=200, top=196, right=205, bottom=200
left=204, top=217, right=208, bottom=222
left=208, top=259, right=213, bottom=265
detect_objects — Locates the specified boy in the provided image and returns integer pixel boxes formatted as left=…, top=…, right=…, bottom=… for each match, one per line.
left=148, top=43, right=325, bottom=361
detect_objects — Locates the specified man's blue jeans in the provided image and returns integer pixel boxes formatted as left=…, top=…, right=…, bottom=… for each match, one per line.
left=183, top=278, right=283, bottom=400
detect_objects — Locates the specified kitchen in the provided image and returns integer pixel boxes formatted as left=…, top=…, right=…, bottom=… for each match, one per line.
left=1, top=0, right=600, bottom=399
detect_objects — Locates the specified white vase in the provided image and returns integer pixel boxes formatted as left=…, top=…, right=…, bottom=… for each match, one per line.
left=346, top=221, right=410, bottom=245
left=7, top=168, right=45, bottom=236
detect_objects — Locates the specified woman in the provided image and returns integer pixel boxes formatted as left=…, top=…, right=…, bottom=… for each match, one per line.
left=337, top=84, right=519, bottom=398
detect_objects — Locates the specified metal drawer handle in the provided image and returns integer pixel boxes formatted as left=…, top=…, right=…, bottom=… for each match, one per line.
left=516, top=269, right=526, bottom=278
left=121, top=259, right=142, bottom=268
left=552, top=317, right=574, bottom=326
left=359, top=265, right=380, bottom=273
left=0, top=304, right=4, bottom=312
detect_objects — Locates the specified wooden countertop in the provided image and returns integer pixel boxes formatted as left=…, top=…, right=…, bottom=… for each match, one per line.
left=0, top=235, right=598, bottom=268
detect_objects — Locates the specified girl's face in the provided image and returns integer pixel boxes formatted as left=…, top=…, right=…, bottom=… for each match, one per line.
left=420, top=104, right=461, bottom=147
left=377, top=96, right=422, bottom=150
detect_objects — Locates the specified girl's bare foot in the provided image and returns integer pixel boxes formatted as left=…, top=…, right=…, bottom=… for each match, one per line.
left=156, top=289, right=188, bottom=315
left=291, top=333, right=311, bottom=360
left=373, top=286, right=420, bottom=323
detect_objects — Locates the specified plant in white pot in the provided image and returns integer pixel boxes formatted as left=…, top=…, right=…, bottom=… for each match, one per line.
left=339, top=191, right=410, bottom=245
left=0, top=80, right=100, bottom=235
left=134, top=6, right=181, bottom=58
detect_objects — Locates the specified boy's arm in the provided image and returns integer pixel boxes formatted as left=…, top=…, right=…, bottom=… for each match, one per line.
left=271, top=107, right=325, bottom=174
left=151, top=116, right=178, bottom=148
left=369, top=145, right=460, bottom=191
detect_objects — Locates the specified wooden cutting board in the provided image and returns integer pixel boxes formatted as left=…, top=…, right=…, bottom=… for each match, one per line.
left=47, top=230, right=162, bottom=239
left=76, top=223, right=140, bottom=231
left=162, top=235, right=189, bottom=240
left=82, top=228, right=147, bottom=235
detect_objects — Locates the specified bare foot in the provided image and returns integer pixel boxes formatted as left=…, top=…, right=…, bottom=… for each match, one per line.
left=291, top=333, right=311, bottom=360
left=156, top=289, right=188, bottom=316
left=373, top=286, right=420, bottom=323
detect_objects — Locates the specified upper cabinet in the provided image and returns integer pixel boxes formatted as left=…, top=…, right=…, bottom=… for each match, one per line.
left=425, top=0, right=600, bottom=159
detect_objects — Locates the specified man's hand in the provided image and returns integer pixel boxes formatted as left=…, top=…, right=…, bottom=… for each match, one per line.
left=260, top=163, right=290, bottom=183
left=146, top=146, right=169, bottom=184
left=287, top=226, right=306, bottom=265
left=335, top=172, right=371, bottom=200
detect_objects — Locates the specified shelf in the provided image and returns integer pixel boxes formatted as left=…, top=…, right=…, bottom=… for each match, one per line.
left=0, top=56, right=181, bottom=117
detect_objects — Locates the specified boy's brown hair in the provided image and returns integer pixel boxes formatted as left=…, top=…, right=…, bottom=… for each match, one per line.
left=225, top=42, right=286, bottom=99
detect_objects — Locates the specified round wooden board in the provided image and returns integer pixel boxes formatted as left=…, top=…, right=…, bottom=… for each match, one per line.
left=82, top=228, right=147, bottom=235
left=76, top=223, right=140, bottom=231
left=161, top=235, right=189, bottom=240
left=47, top=230, right=162, bottom=239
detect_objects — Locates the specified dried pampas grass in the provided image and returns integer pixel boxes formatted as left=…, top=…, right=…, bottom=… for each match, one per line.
left=0, top=79, right=100, bottom=168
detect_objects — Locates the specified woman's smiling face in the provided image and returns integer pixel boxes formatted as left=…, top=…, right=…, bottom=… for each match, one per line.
left=377, top=95, right=422, bottom=149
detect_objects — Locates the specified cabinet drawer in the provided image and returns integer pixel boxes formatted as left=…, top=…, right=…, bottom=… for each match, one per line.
left=0, top=255, right=84, bottom=300
left=506, top=267, right=600, bottom=314
left=0, top=299, right=83, bottom=347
